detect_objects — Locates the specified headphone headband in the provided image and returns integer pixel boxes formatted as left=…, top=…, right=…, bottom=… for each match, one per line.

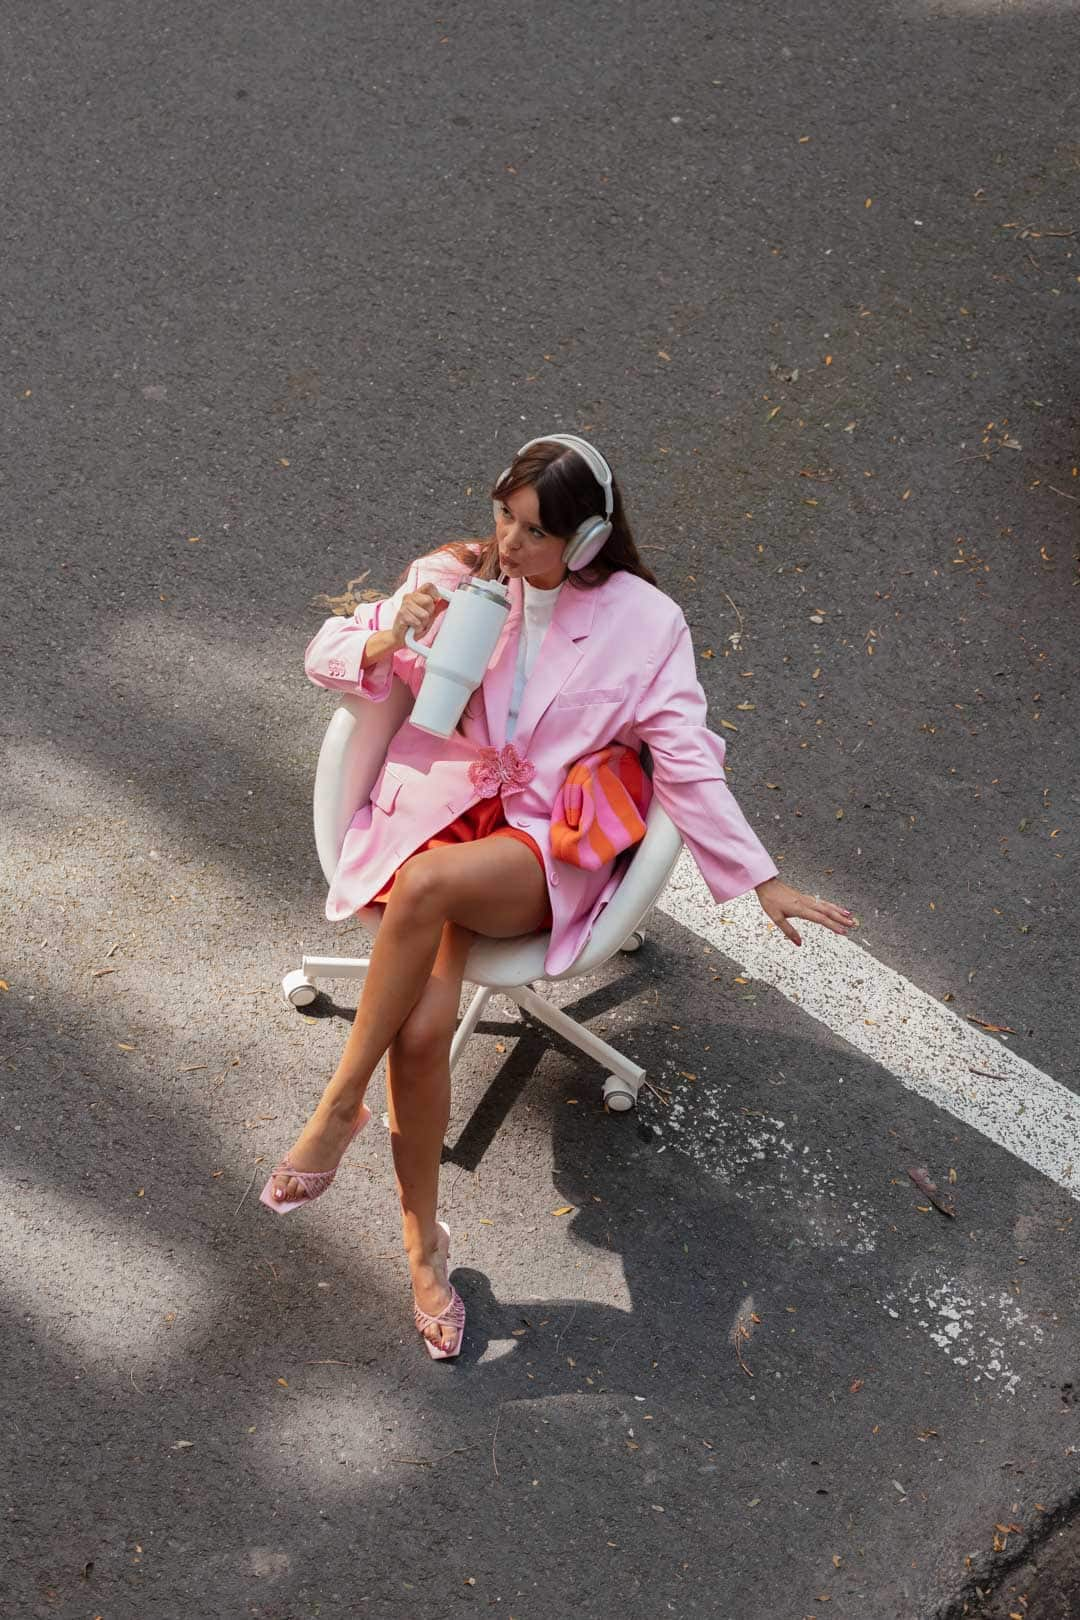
left=509, top=433, right=614, bottom=519
left=494, top=431, right=616, bottom=572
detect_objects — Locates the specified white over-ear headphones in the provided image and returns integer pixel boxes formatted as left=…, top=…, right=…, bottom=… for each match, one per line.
left=493, top=432, right=615, bottom=571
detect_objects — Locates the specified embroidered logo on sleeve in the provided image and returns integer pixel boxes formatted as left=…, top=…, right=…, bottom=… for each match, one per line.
left=327, top=658, right=347, bottom=678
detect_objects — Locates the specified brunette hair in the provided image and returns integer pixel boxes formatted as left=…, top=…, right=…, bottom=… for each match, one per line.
left=431, top=438, right=657, bottom=589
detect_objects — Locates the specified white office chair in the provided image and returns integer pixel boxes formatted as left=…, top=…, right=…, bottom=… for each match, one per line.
left=281, top=684, right=684, bottom=1110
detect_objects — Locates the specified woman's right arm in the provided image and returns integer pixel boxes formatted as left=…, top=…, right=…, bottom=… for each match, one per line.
left=304, top=558, right=452, bottom=699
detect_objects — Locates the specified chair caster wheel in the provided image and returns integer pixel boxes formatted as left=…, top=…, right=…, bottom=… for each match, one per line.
left=282, top=969, right=318, bottom=1008
left=603, top=1076, right=637, bottom=1112
left=619, top=929, right=645, bottom=953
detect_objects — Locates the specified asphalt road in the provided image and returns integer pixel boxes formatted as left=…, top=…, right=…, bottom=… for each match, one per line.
left=3, top=2, right=1079, bottom=1617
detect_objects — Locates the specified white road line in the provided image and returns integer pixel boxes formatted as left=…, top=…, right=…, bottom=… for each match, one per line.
left=657, top=851, right=1079, bottom=1199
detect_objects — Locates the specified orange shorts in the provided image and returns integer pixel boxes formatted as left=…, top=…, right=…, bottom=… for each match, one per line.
left=370, top=796, right=553, bottom=928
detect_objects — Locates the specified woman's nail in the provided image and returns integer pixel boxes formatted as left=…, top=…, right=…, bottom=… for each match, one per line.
left=275, top=1188, right=283, bottom=1199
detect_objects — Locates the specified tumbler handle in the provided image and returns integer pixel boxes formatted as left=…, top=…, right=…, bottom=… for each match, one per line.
left=403, top=583, right=452, bottom=658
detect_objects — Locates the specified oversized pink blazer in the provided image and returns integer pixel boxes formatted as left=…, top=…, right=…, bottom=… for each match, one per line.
left=305, top=549, right=779, bottom=975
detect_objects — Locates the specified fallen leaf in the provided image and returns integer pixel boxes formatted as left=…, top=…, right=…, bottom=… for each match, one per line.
left=967, top=1018, right=1016, bottom=1034
left=117, top=1042, right=135, bottom=1051
left=657, top=350, right=671, bottom=362
left=720, top=720, right=739, bottom=731
left=277, top=1377, right=289, bottom=1388
left=552, top=1206, right=574, bottom=1217
left=907, top=1167, right=957, bottom=1218
left=172, top=1440, right=194, bottom=1450
left=850, top=1378, right=864, bottom=1393
left=767, top=405, right=782, bottom=421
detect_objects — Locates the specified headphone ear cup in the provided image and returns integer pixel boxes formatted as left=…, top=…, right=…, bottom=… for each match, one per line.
left=564, top=518, right=612, bottom=571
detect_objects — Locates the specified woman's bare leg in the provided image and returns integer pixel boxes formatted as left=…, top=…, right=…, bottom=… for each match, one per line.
left=385, top=921, right=474, bottom=1350
left=272, top=834, right=548, bottom=1202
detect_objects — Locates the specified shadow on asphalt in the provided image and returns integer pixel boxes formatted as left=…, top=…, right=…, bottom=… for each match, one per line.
left=6, top=944, right=1076, bottom=1617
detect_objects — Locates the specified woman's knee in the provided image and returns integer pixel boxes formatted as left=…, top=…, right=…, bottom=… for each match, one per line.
left=389, top=851, right=450, bottom=917
left=390, top=1000, right=455, bottom=1074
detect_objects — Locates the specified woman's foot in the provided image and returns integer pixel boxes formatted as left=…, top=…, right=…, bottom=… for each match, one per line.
left=268, top=1097, right=370, bottom=1205
left=410, top=1223, right=460, bottom=1355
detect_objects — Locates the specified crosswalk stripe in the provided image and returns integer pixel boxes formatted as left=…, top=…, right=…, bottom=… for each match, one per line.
left=656, top=852, right=1079, bottom=1198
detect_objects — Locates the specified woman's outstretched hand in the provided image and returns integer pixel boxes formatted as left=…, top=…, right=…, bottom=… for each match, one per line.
left=754, top=876, right=854, bottom=947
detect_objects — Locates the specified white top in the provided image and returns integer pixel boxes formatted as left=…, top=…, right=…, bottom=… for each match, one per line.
left=505, top=578, right=564, bottom=740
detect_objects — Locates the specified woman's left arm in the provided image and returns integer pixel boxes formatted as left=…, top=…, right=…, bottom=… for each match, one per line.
left=633, top=612, right=853, bottom=945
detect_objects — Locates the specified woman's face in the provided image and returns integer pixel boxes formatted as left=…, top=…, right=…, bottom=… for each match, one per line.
left=495, top=484, right=569, bottom=590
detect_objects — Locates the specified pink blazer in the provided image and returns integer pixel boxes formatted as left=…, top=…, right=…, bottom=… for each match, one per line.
left=305, top=550, right=778, bottom=975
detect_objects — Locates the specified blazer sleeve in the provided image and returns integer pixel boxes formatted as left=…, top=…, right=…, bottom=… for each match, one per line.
left=632, top=610, right=779, bottom=902
left=304, top=555, right=456, bottom=700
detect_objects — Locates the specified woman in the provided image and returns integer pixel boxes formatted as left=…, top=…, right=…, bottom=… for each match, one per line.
left=261, top=434, right=854, bottom=1358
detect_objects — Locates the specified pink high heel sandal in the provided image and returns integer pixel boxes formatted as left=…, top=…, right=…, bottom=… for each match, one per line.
left=414, top=1221, right=466, bottom=1360
left=258, top=1105, right=371, bottom=1215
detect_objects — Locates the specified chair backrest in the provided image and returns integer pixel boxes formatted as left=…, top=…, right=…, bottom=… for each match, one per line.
left=313, top=681, right=415, bottom=885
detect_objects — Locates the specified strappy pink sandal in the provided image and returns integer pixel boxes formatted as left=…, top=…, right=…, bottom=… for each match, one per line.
left=414, top=1221, right=466, bottom=1360
left=258, top=1105, right=371, bottom=1215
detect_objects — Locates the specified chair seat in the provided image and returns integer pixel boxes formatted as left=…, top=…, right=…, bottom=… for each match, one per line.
left=353, top=794, right=682, bottom=989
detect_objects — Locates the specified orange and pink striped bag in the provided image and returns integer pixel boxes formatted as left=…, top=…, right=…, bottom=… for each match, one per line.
left=550, top=745, right=652, bottom=871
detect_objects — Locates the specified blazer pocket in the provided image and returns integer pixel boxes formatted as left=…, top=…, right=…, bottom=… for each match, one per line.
left=555, top=686, right=626, bottom=709
left=371, top=767, right=403, bottom=814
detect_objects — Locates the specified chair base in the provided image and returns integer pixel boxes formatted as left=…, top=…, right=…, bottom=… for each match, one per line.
left=281, top=951, right=647, bottom=1111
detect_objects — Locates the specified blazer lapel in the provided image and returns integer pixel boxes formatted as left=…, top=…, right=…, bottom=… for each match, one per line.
left=507, top=581, right=599, bottom=757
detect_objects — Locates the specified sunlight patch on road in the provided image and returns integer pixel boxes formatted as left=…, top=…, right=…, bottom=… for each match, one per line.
left=2, top=1181, right=225, bottom=1372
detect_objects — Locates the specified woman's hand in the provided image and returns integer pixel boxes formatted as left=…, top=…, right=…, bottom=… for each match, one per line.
left=754, top=876, right=854, bottom=947
left=389, top=582, right=448, bottom=648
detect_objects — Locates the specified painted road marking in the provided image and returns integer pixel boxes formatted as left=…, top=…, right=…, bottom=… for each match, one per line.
left=656, top=851, right=1079, bottom=1199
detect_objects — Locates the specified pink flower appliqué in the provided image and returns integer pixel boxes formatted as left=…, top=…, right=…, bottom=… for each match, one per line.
left=468, top=743, right=537, bottom=799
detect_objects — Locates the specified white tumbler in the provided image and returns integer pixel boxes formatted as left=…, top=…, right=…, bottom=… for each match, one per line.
left=405, top=576, right=511, bottom=737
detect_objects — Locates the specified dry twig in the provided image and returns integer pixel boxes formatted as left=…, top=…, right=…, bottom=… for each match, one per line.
left=233, top=1161, right=261, bottom=1218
